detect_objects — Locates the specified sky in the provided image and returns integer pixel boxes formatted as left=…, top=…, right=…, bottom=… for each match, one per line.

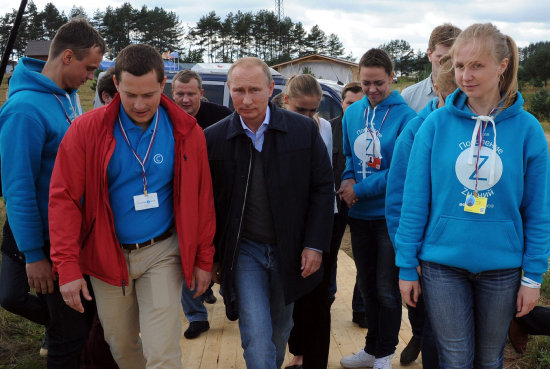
left=3, top=0, right=550, bottom=60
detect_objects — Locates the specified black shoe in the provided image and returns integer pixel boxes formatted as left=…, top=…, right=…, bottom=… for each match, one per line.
left=400, top=335, right=421, bottom=365
left=203, top=293, right=217, bottom=304
left=184, top=321, right=210, bottom=339
left=352, top=311, right=368, bottom=328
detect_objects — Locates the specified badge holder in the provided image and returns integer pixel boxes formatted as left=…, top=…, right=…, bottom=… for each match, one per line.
left=464, top=192, right=487, bottom=214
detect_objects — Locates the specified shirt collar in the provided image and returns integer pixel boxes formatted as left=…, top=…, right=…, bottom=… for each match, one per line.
left=424, top=74, right=435, bottom=96
left=239, top=106, right=271, bottom=134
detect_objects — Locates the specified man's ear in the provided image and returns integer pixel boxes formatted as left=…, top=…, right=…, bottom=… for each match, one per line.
left=61, top=49, right=75, bottom=65
left=113, top=75, right=119, bottom=91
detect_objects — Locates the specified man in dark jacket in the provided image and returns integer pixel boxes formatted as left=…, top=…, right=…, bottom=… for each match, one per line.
left=204, top=57, right=334, bottom=369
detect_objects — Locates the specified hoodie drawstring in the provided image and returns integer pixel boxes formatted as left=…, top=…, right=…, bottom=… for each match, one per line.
left=468, top=115, right=497, bottom=186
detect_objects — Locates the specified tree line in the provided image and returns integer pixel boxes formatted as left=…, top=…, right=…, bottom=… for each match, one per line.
left=1, top=2, right=548, bottom=87
left=0, top=2, right=350, bottom=65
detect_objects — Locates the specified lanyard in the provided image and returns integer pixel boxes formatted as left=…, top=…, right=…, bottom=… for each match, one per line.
left=363, top=106, right=391, bottom=158
left=117, top=110, right=160, bottom=195
left=52, top=93, right=76, bottom=125
left=473, top=122, right=487, bottom=195
left=468, top=104, right=498, bottom=195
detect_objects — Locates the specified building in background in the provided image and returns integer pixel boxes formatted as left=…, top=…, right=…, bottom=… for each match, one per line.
left=271, top=54, right=358, bottom=84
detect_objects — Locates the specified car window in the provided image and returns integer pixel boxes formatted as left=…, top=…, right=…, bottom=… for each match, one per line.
left=318, top=92, right=343, bottom=121
left=202, top=83, right=225, bottom=105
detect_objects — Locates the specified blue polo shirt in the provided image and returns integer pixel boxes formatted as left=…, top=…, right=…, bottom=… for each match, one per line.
left=107, top=104, right=175, bottom=244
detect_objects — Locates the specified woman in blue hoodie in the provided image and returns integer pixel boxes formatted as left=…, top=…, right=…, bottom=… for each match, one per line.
left=339, top=49, right=416, bottom=369
left=395, top=23, right=550, bottom=368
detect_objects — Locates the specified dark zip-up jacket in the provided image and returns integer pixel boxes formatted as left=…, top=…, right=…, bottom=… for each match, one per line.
left=204, top=103, right=334, bottom=320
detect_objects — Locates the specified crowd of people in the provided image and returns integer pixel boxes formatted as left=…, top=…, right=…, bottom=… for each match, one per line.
left=0, top=17, right=549, bottom=369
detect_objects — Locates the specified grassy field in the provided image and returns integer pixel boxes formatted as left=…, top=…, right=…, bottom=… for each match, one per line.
left=0, top=76, right=550, bottom=367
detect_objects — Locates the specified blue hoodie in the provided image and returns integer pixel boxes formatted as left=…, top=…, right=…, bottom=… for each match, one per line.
left=0, top=57, right=83, bottom=262
left=386, top=98, right=438, bottom=245
left=342, top=90, right=416, bottom=220
left=395, top=89, right=550, bottom=283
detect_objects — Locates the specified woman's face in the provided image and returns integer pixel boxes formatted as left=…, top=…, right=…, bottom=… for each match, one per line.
left=359, top=66, right=393, bottom=107
left=285, top=94, right=321, bottom=118
left=453, top=40, right=508, bottom=103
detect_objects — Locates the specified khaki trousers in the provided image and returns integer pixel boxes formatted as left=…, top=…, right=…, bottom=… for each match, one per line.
left=91, top=233, right=183, bottom=369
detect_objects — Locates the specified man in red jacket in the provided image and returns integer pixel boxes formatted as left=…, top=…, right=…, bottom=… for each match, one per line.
left=49, top=44, right=215, bottom=369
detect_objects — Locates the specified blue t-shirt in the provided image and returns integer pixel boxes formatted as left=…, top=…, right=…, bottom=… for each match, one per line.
left=107, top=104, right=175, bottom=243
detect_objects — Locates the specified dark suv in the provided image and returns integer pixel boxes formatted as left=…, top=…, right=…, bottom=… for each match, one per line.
left=163, top=63, right=343, bottom=121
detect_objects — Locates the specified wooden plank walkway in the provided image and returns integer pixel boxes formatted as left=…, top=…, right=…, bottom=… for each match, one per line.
left=179, top=249, right=422, bottom=369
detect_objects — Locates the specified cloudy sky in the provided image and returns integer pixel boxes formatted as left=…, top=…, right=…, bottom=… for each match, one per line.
left=3, top=0, right=550, bottom=59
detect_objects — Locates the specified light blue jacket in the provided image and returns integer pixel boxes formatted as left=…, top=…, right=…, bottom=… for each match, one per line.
left=386, top=98, right=438, bottom=246
left=342, top=91, right=416, bottom=220
left=0, top=57, right=82, bottom=262
left=395, top=89, right=550, bottom=283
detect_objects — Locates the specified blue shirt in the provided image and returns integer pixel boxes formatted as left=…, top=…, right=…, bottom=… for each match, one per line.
left=107, top=104, right=175, bottom=244
left=240, top=107, right=271, bottom=152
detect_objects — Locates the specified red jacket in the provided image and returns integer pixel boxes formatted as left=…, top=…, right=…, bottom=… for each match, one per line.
left=49, top=94, right=215, bottom=288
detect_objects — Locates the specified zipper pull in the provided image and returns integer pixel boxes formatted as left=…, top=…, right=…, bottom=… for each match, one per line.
left=121, top=280, right=126, bottom=296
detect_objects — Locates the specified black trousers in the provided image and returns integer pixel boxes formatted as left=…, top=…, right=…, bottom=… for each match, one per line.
left=515, top=306, right=550, bottom=336
left=0, top=221, right=91, bottom=368
left=0, top=221, right=49, bottom=325
left=287, top=213, right=340, bottom=369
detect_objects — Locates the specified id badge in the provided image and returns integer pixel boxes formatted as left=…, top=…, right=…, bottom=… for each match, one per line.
left=367, top=156, right=381, bottom=169
left=464, top=194, right=487, bottom=214
left=133, top=192, right=159, bottom=211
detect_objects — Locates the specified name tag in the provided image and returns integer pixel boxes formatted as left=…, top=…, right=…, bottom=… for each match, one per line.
left=133, top=192, right=159, bottom=211
left=464, top=194, right=487, bottom=214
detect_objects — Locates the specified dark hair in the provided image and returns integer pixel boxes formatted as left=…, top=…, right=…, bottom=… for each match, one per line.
left=172, top=70, right=202, bottom=90
left=115, top=44, right=164, bottom=83
left=358, top=48, right=393, bottom=76
left=49, top=18, right=106, bottom=60
left=341, top=81, right=362, bottom=100
left=428, top=23, right=462, bottom=51
left=97, top=68, right=117, bottom=104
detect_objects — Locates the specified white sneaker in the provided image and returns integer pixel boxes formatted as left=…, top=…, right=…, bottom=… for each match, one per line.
left=340, top=349, right=375, bottom=368
left=373, top=353, right=394, bottom=369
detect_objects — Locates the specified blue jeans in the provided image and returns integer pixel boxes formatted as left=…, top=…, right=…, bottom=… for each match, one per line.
left=421, top=261, right=520, bottom=369
left=181, top=282, right=208, bottom=322
left=349, top=218, right=402, bottom=358
left=234, top=239, right=294, bottom=369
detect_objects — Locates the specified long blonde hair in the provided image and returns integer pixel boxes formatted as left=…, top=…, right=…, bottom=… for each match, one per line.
left=450, top=23, right=519, bottom=109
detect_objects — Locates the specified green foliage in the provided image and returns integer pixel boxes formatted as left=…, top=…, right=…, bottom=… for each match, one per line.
left=302, top=66, right=315, bottom=76
left=520, top=42, right=550, bottom=85
left=532, top=338, right=550, bottom=369
left=0, top=4, right=348, bottom=66
left=541, top=269, right=550, bottom=300
left=379, top=39, right=415, bottom=76
left=529, top=90, right=550, bottom=120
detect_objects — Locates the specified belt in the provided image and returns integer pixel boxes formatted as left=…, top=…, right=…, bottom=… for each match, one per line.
left=120, top=228, right=173, bottom=251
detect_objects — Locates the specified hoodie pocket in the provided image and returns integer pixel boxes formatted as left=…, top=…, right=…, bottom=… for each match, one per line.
left=426, top=215, right=521, bottom=253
